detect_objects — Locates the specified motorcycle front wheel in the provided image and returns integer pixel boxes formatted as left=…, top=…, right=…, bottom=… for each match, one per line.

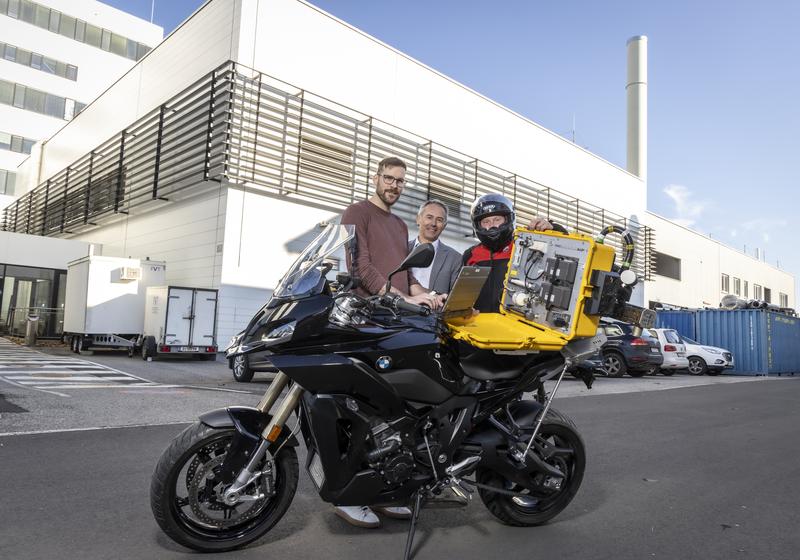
left=477, top=409, right=585, bottom=527
left=150, top=422, right=299, bottom=552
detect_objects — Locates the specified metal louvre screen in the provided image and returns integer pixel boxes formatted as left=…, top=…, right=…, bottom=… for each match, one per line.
left=2, top=61, right=655, bottom=279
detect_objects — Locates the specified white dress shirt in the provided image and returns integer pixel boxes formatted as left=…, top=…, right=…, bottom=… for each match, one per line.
left=410, top=237, right=440, bottom=290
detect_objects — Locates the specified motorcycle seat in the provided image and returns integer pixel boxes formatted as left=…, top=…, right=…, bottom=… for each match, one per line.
left=459, top=350, right=533, bottom=380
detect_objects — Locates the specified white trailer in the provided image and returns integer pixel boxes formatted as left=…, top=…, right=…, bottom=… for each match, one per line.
left=63, top=256, right=167, bottom=353
left=141, top=286, right=218, bottom=359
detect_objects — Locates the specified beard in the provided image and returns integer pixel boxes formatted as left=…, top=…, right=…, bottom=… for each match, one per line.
left=377, top=187, right=400, bottom=206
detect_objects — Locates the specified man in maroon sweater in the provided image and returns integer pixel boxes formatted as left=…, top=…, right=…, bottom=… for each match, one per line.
left=337, top=156, right=441, bottom=528
left=342, top=156, right=444, bottom=308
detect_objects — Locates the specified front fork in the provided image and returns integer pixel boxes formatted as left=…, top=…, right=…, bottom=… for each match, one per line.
left=222, top=372, right=305, bottom=505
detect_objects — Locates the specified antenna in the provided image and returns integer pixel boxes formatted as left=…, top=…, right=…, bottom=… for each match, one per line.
left=571, top=113, right=576, bottom=143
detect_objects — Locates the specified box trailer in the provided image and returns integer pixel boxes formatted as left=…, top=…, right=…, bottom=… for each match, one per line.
left=141, top=286, right=218, bottom=359
left=63, top=256, right=166, bottom=353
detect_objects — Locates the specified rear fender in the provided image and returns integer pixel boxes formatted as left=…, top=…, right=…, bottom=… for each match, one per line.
left=200, top=406, right=299, bottom=484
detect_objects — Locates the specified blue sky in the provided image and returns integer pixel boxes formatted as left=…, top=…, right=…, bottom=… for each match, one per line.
left=107, top=0, right=799, bottom=298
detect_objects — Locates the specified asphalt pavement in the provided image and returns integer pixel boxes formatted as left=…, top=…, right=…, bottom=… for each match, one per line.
left=1, top=339, right=798, bottom=560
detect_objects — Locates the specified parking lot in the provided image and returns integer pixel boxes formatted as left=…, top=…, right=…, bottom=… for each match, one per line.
left=1, top=338, right=799, bottom=560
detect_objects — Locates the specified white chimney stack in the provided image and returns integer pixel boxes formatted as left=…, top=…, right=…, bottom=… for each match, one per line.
left=626, top=36, right=648, bottom=181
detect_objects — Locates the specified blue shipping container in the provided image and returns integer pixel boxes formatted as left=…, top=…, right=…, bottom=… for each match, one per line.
left=656, top=309, right=800, bottom=375
left=656, top=310, right=696, bottom=340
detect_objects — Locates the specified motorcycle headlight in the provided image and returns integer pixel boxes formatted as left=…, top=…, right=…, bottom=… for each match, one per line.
left=262, top=321, right=296, bottom=344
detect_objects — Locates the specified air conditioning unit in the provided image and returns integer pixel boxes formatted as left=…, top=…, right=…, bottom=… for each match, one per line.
left=111, top=266, right=142, bottom=282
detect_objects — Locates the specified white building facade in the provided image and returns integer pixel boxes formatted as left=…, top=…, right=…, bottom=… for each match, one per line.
left=1, top=0, right=793, bottom=345
left=0, top=0, right=162, bottom=206
left=643, top=212, right=794, bottom=310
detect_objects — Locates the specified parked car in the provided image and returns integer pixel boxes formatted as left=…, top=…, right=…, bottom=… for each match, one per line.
left=600, top=321, right=663, bottom=377
left=569, top=351, right=606, bottom=380
left=226, top=303, right=280, bottom=382
left=678, top=335, right=735, bottom=376
left=647, top=328, right=690, bottom=375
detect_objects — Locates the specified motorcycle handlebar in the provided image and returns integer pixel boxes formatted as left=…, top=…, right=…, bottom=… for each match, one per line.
left=380, top=294, right=431, bottom=316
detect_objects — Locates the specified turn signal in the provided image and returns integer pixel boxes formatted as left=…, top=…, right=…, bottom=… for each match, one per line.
left=630, top=338, right=649, bottom=346
left=265, top=425, right=282, bottom=442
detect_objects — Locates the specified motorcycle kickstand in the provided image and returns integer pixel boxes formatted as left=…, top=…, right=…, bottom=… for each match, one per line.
left=403, top=491, right=423, bottom=560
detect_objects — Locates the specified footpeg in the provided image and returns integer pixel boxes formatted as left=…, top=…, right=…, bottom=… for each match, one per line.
left=445, top=456, right=480, bottom=477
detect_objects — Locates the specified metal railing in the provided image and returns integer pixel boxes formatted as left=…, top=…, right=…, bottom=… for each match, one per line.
left=4, top=307, right=64, bottom=339
left=1, top=60, right=655, bottom=279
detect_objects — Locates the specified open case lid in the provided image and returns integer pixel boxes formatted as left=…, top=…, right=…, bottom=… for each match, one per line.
left=446, top=228, right=615, bottom=351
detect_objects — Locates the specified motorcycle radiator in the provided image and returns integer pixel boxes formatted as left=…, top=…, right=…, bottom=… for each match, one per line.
left=448, top=228, right=616, bottom=351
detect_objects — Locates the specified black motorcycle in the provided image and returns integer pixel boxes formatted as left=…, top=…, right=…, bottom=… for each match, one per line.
left=150, top=224, right=646, bottom=556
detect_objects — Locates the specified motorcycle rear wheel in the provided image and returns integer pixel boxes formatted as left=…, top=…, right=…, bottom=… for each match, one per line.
left=150, top=422, right=298, bottom=552
left=477, top=411, right=585, bottom=527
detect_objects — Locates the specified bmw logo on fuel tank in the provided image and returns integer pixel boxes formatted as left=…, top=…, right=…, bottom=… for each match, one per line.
left=376, top=356, right=392, bottom=371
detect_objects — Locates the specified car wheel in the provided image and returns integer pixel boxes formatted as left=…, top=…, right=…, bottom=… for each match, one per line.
left=232, top=354, right=255, bottom=382
left=602, top=352, right=626, bottom=378
left=687, top=357, right=707, bottom=376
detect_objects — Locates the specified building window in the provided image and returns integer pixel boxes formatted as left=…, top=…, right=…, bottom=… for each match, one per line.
left=744, top=280, right=749, bottom=299
left=764, top=287, right=771, bottom=304
left=0, top=169, right=16, bottom=195
left=754, top=284, right=763, bottom=300
left=0, top=131, right=36, bottom=154
left=654, top=251, right=681, bottom=280
left=1, top=0, right=153, bottom=61
left=733, top=277, right=741, bottom=296
left=780, top=293, right=789, bottom=308
left=0, top=78, right=83, bottom=120
left=721, top=273, right=730, bottom=293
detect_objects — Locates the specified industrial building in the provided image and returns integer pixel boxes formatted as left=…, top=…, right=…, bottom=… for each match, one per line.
left=0, top=0, right=793, bottom=345
left=0, top=0, right=162, bottom=204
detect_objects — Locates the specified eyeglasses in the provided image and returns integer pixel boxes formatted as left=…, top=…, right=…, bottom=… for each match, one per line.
left=381, top=174, right=406, bottom=187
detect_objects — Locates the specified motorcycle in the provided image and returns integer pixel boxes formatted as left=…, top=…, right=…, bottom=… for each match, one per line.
left=150, top=223, right=652, bottom=557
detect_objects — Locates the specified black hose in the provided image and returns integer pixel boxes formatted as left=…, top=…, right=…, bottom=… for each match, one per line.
left=595, top=225, right=635, bottom=270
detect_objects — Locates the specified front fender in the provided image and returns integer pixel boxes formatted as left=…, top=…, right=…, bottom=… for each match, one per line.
left=200, top=406, right=299, bottom=484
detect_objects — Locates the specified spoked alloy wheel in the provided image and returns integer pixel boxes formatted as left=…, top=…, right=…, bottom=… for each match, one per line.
left=688, top=357, right=707, bottom=376
left=150, top=423, right=298, bottom=552
left=602, top=353, right=626, bottom=377
left=477, top=410, right=585, bottom=526
left=232, top=355, right=255, bottom=382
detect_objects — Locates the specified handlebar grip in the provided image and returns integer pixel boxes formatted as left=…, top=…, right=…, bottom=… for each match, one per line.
left=381, top=294, right=431, bottom=316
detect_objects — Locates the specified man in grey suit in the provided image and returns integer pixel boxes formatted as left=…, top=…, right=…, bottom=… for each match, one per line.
left=408, top=199, right=462, bottom=295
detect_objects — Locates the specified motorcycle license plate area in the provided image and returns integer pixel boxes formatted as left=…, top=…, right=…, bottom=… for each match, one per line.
left=448, top=229, right=615, bottom=351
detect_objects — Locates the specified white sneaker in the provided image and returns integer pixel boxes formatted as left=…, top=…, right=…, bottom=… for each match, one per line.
left=334, top=505, right=381, bottom=528
left=373, top=506, right=413, bottom=519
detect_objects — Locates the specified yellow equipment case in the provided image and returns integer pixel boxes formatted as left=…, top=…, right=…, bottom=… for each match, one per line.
left=447, top=227, right=617, bottom=352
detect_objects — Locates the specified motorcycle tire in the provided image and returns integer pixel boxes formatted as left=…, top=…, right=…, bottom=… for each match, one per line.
left=477, top=410, right=585, bottom=527
left=150, top=422, right=299, bottom=552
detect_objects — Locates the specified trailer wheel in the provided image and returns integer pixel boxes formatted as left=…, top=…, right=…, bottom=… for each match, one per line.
left=141, top=336, right=157, bottom=360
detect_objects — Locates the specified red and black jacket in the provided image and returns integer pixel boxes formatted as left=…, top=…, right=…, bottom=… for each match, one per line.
left=463, top=222, right=568, bottom=313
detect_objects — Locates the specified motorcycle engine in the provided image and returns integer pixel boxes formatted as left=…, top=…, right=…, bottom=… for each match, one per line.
left=368, top=422, right=415, bottom=486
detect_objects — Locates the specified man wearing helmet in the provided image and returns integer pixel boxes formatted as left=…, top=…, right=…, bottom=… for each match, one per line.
left=464, top=193, right=567, bottom=313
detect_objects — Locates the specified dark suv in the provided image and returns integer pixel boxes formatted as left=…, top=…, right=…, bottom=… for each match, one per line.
left=600, top=321, right=663, bottom=377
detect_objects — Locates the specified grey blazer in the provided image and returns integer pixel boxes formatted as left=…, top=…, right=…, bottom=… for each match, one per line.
left=408, top=239, right=463, bottom=294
